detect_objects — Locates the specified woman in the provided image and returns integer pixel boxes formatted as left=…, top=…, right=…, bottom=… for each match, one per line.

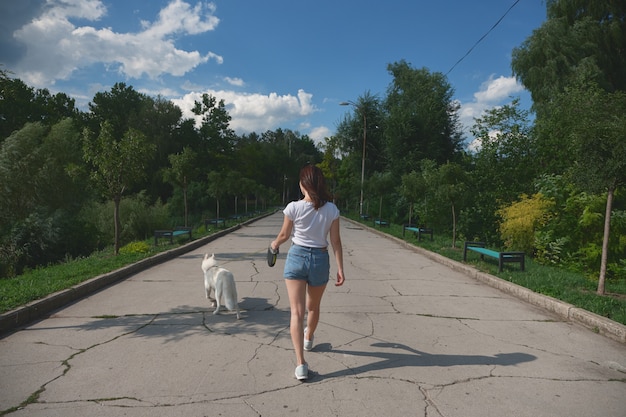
left=270, top=165, right=345, bottom=380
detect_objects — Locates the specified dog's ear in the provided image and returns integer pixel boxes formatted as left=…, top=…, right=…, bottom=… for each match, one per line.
left=211, top=253, right=215, bottom=258
left=204, top=253, right=209, bottom=260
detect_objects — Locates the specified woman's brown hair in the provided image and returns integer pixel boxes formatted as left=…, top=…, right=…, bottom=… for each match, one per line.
left=299, top=165, right=332, bottom=210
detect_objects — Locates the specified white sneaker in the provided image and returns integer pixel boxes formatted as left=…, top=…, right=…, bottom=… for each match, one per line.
left=295, top=363, right=308, bottom=380
left=304, top=327, right=314, bottom=351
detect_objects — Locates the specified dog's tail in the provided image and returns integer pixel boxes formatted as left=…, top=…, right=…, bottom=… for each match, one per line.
left=224, top=298, right=238, bottom=311
left=224, top=273, right=239, bottom=311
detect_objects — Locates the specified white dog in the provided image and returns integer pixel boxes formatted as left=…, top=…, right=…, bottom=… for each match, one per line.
left=201, top=253, right=240, bottom=319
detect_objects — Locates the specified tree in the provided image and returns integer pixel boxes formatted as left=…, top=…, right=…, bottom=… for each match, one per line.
left=193, top=93, right=236, bottom=171
left=318, top=135, right=342, bottom=200
left=399, top=171, right=426, bottom=226
left=238, top=177, right=257, bottom=214
left=0, top=119, right=91, bottom=275
left=336, top=91, right=386, bottom=175
left=163, top=147, right=197, bottom=227
left=88, top=83, right=147, bottom=139
left=0, top=123, right=48, bottom=223
left=225, top=171, right=243, bottom=216
left=511, top=1, right=626, bottom=175
left=465, top=99, right=536, bottom=242
left=83, top=121, right=155, bottom=255
left=547, top=80, right=626, bottom=294
left=512, top=0, right=626, bottom=109
left=384, top=60, right=463, bottom=176
left=136, top=96, right=186, bottom=201
left=367, top=171, right=395, bottom=221
left=206, top=170, right=228, bottom=220
left=0, top=72, right=77, bottom=141
left=430, top=162, right=468, bottom=248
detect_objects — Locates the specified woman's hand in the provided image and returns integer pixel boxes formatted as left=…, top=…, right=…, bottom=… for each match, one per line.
left=335, top=270, right=345, bottom=286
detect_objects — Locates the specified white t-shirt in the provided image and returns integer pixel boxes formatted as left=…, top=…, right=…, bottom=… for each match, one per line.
left=283, top=200, right=340, bottom=248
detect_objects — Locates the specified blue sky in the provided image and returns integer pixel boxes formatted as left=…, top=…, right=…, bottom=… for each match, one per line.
left=0, top=0, right=546, bottom=146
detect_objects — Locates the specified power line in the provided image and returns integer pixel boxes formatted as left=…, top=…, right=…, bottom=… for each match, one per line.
left=445, top=0, right=521, bottom=76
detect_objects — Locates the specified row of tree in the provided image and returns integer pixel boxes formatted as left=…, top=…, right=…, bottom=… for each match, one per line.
left=326, top=0, right=626, bottom=295
left=0, top=75, right=322, bottom=274
left=1, top=1, right=624, bottom=295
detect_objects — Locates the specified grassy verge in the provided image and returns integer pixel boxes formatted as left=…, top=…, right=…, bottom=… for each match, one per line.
left=0, top=218, right=248, bottom=314
left=351, top=216, right=626, bottom=326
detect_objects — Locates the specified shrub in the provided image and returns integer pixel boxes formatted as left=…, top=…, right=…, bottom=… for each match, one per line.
left=80, top=192, right=170, bottom=246
left=498, top=193, right=554, bottom=254
left=119, top=241, right=151, bottom=255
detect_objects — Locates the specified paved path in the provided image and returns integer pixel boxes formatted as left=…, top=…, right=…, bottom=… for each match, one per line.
left=1, top=212, right=625, bottom=416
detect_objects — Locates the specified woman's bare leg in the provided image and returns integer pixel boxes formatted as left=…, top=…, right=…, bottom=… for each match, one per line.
left=305, top=283, right=327, bottom=341
left=285, top=279, right=307, bottom=365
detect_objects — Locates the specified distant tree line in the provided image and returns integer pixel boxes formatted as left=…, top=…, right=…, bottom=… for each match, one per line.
left=0, top=75, right=320, bottom=274
left=1, top=1, right=624, bottom=295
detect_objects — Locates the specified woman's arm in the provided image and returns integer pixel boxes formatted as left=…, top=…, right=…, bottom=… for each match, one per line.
left=329, top=218, right=345, bottom=286
left=271, top=215, right=293, bottom=251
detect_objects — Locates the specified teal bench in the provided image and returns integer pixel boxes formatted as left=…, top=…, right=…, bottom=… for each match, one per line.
left=154, top=227, right=192, bottom=245
left=402, top=224, right=433, bottom=241
left=373, top=219, right=389, bottom=228
left=463, top=241, right=525, bottom=272
left=204, top=218, right=226, bottom=231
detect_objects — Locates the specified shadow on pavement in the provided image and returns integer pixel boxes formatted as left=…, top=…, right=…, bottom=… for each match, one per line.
left=311, top=341, right=537, bottom=380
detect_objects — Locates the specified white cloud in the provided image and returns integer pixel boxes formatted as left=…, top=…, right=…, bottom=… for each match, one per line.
left=459, top=75, right=525, bottom=135
left=11, top=0, right=221, bottom=87
left=143, top=0, right=218, bottom=37
left=171, top=88, right=318, bottom=134
left=466, top=129, right=501, bottom=153
left=48, top=0, right=107, bottom=20
left=224, top=77, right=244, bottom=87
left=474, top=75, right=524, bottom=103
left=308, top=126, right=331, bottom=144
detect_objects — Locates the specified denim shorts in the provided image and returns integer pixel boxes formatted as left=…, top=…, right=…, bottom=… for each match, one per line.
left=284, top=244, right=330, bottom=287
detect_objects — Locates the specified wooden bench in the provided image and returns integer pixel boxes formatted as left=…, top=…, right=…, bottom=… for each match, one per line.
left=402, top=224, right=433, bottom=241
left=463, top=241, right=525, bottom=272
left=373, top=219, right=389, bottom=228
left=204, top=218, right=226, bottom=231
left=154, top=227, right=192, bottom=245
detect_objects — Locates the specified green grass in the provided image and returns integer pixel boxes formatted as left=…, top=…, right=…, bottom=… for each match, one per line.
left=352, top=216, right=626, bottom=326
left=0, top=215, right=255, bottom=314
left=0, top=249, right=154, bottom=312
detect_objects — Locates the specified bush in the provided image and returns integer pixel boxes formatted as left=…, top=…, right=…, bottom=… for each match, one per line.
left=80, top=192, right=170, bottom=246
left=497, top=193, right=553, bottom=253
left=119, top=241, right=151, bottom=255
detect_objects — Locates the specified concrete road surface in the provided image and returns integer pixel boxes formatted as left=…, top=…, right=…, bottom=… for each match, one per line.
left=1, top=212, right=625, bottom=416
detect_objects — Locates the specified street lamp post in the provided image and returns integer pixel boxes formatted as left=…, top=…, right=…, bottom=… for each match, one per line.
left=340, top=101, right=367, bottom=216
